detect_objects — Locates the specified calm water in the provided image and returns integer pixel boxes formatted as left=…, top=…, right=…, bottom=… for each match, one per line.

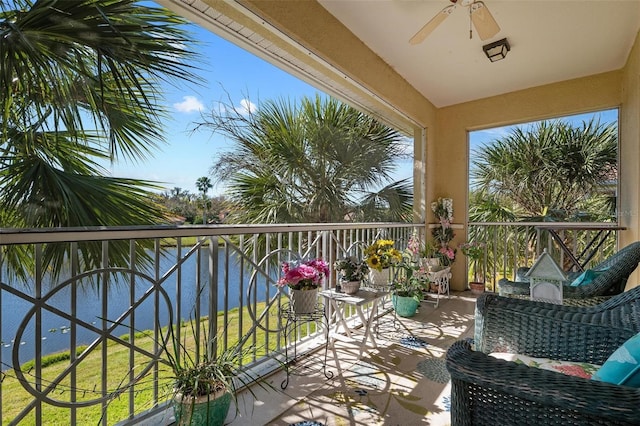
left=1, top=248, right=271, bottom=365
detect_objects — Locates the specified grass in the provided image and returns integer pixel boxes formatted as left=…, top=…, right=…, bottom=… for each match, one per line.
left=1, top=300, right=297, bottom=425
left=160, top=236, right=228, bottom=247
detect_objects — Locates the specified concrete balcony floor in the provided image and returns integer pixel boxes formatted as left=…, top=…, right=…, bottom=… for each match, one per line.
left=234, top=291, right=479, bottom=426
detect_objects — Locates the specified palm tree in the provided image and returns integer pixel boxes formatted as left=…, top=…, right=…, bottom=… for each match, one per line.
left=196, top=176, right=213, bottom=224
left=196, top=94, right=413, bottom=224
left=0, top=0, right=199, bottom=279
left=471, top=118, right=617, bottom=222
left=470, top=118, right=618, bottom=278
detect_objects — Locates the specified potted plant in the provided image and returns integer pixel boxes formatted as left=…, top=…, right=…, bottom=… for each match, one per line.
left=364, top=239, right=403, bottom=286
left=431, top=197, right=457, bottom=267
left=333, top=256, right=369, bottom=294
left=155, top=310, right=269, bottom=426
left=459, top=240, right=486, bottom=294
left=276, top=258, right=329, bottom=314
left=391, top=261, right=429, bottom=317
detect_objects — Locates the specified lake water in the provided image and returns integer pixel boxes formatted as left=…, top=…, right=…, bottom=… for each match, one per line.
left=1, top=248, right=271, bottom=365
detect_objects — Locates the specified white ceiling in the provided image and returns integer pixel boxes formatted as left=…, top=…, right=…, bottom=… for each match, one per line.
left=318, top=0, right=640, bottom=108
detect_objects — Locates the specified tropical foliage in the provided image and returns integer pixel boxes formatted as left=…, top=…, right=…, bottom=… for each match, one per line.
left=469, top=117, right=618, bottom=283
left=196, top=94, right=413, bottom=224
left=0, top=0, right=199, bottom=279
left=471, top=118, right=617, bottom=222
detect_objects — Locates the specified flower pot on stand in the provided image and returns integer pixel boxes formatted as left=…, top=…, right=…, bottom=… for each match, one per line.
left=392, top=294, right=420, bottom=318
left=341, top=280, right=361, bottom=295
left=290, top=288, right=319, bottom=314
left=469, top=281, right=485, bottom=295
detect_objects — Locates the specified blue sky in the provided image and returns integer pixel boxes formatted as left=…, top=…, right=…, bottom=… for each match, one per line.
left=103, top=17, right=322, bottom=195
left=103, top=11, right=414, bottom=196
left=469, top=108, right=619, bottom=152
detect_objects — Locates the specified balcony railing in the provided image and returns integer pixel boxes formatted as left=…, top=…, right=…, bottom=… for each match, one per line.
left=0, top=222, right=421, bottom=425
left=467, top=221, right=622, bottom=291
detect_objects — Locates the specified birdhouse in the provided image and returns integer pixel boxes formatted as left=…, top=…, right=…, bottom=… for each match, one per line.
left=525, top=249, right=567, bottom=304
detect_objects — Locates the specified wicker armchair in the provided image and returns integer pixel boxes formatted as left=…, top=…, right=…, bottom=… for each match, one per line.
left=446, top=290, right=640, bottom=425
left=497, top=241, right=640, bottom=304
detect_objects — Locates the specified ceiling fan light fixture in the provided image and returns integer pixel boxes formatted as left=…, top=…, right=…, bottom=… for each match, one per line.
left=483, top=38, right=510, bottom=62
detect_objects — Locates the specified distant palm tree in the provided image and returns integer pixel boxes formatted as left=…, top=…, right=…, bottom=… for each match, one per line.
left=0, top=0, right=199, bottom=279
left=196, top=95, right=413, bottom=224
left=196, top=176, right=213, bottom=223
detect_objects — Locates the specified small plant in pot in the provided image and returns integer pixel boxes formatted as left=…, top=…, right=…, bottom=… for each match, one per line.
left=333, top=256, right=369, bottom=294
left=459, top=240, right=486, bottom=295
left=391, top=261, right=429, bottom=318
left=162, top=317, right=268, bottom=426
left=365, top=239, right=403, bottom=287
left=276, top=257, right=329, bottom=314
left=420, top=239, right=440, bottom=269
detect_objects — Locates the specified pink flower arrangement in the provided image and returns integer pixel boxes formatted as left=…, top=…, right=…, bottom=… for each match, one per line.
left=277, top=258, right=329, bottom=290
left=439, top=246, right=456, bottom=261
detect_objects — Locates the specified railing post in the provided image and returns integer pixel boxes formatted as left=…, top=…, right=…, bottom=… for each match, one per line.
left=209, top=236, right=219, bottom=355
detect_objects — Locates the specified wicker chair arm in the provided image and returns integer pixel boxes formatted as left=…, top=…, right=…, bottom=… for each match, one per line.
left=475, top=293, right=637, bottom=361
left=499, top=242, right=640, bottom=299
left=446, top=340, right=640, bottom=426
left=497, top=278, right=532, bottom=296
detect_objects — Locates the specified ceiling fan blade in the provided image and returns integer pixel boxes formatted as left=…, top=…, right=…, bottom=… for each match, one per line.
left=409, top=5, right=455, bottom=45
left=470, top=1, right=500, bottom=40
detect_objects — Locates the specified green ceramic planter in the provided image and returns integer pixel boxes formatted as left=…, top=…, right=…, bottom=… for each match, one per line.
left=173, top=390, right=232, bottom=426
left=392, top=294, right=420, bottom=318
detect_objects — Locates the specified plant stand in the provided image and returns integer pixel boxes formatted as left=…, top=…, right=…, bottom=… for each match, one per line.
left=279, top=303, right=333, bottom=389
left=423, top=267, right=451, bottom=308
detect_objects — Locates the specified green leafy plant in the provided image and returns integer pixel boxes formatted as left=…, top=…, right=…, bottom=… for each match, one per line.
left=391, top=261, right=429, bottom=300
left=160, top=312, right=272, bottom=426
left=459, top=240, right=486, bottom=283
left=333, top=256, right=369, bottom=281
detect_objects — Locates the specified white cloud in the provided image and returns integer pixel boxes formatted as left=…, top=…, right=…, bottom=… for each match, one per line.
left=238, top=98, right=257, bottom=115
left=174, top=95, right=205, bottom=113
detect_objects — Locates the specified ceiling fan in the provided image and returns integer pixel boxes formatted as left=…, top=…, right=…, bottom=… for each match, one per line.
left=409, top=0, right=500, bottom=44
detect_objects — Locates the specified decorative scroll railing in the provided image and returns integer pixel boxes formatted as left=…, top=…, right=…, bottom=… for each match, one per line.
left=0, top=223, right=420, bottom=425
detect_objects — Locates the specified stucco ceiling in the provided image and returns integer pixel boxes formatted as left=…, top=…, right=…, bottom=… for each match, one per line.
left=162, top=0, right=640, bottom=127
left=318, top=0, right=640, bottom=108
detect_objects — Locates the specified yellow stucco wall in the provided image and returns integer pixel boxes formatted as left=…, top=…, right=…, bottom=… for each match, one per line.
left=434, top=70, right=628, bottom=290
left=619, top=29, right=640, bottom=288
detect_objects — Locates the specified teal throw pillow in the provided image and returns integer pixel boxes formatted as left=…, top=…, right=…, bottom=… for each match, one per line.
left=569, top=269, right=602, bottom=287
left=592, top=332, right=640, bottom=387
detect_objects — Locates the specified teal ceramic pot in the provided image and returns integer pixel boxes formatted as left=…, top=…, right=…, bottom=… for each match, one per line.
left=392, top=294, right=419, bottom=317
left=173, top=390, right=232, bottom=426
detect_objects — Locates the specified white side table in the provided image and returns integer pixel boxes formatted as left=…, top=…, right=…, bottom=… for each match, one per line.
left=319, top=289, right=388, bottom=360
